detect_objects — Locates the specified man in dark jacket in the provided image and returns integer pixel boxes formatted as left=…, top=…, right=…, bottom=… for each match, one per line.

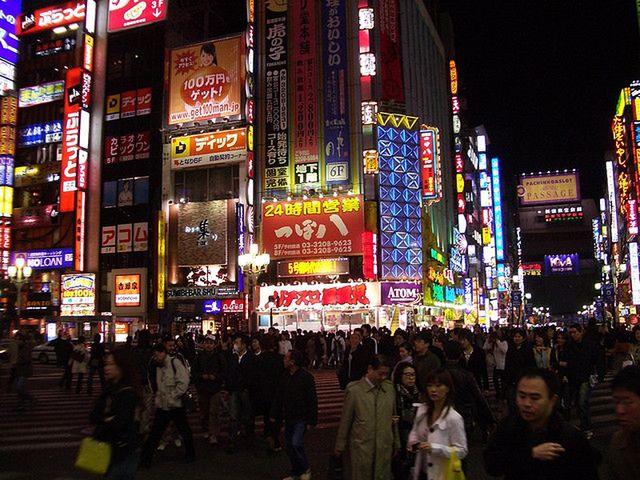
left=272, top=349, right=317, bottom=480
left=567, top=323, right=601, bottom=438
left=54, top=332, right=73, bottom=390
left=484, top=368, right=599, bottom=480
left=87, top=333, right=106, bottom=395
left=458, top=329, right=489, bottom=390
left=192, top=336, right=225, bottom=444
left=225, top=334, right=254, bottom=453
left=504, top=329, right=536, bottom=412
left=337, top=330, right=371, bottom=390
left=413, top=331, right=441, bottom=392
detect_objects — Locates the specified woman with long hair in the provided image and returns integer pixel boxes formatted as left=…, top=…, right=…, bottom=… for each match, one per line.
left=90, top=347, right=142, bottom=479
left=407, top=368, right=467, bottom=480
left=533, top=331, right=552, bottom=370
left=393, top=363, right=420, bottom=479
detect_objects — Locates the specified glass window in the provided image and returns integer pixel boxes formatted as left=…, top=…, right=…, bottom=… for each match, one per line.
left=103, top=181, right=117, bottom=207
left=134, top=177, right=149, bottom=205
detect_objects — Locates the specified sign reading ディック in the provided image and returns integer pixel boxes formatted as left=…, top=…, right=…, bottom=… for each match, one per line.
left=261, top=195, right=364, bottom=259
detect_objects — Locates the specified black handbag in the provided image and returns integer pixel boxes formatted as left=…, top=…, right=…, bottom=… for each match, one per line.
left=182, top=389, right=197, bottom=412
left=328, top=453, right=344, bottom=480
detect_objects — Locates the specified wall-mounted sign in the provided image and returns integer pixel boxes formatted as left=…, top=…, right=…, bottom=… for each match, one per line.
left=258, top=282, right=381, bottom=310
left=380, top=282, right=422, bottom=305
left=61, top=273, right=96, bottom=316
left=544, top=254, right=579, bottom=276
left=108, top=0, right=167, bottom=32
left=18, top=1, right=85, bottom=36
left=12, top=204, right=55, bottom=228
left=114, top=273, right=141, bottom=307
left=178, top=200, right=228, bottom=266
left=170, top=128, right=247, bottom=169
left=34, top=37, right=76, bottom=57
left=420, top=125, right=441, bottom=202
left=11, top=248, right=73, bottom=270
left=262, top=195, right=364, bottom=259
left=276, top=258, right=350, bottom=277
left=0, top=0, right=20, bottom=65
left=168, top=36, right=243, bottom=125
left=517, top=172, right=581, bottom=206
left=203, top=299, right=221, bottom=314
left=166, top=285, right=239, bottom=300
left=204, top=298, right=244, bottom=314
left=18, top=80, right=64, bottom=108
left=521, top=262, right=542, bottom=276
left=17, top=121, right=63, bottom=146
left=630, top=242, right=640, bottom=305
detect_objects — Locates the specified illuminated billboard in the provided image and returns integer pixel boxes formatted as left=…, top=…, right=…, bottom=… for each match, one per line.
left=170, top=128, right=247, bottom=169
left=0, top=0, right=20, bottom=65
left=261, top=195, right=364, bottom=259
left=492, top=158, right=504, bottom=262
left=177, top=200, right=228, bottom=266
left=18, top=1, right=86, bottom=36
left=108, top=0, right=167, bottom=32
left=420, top=125, right=441, bottom=202
left=18, top=80, right=64, bottom=108
left=168, top=36, right=244, bottom=125
left=517, top=172, right=581, bottom=206
left=61, top=273, right=96, bottom=316
left=544, top=254, right=579, bottom=276
left=114, top=273, right=141, bottom=307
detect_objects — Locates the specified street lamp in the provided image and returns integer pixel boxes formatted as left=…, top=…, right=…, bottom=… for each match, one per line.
left=8, top=257, right=33, bottom=333
left=238, top=243, right=270, bottom=331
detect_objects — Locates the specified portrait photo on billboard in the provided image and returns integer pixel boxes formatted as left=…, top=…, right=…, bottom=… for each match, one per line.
left=167, top=36, right=244, bottom=125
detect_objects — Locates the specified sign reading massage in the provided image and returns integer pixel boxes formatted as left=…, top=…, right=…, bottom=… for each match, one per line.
left=517, top=172, right=580, bottom=206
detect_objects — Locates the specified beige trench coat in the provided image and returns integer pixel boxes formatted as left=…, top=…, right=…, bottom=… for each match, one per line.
left=335, top=378, right=400, bottom=480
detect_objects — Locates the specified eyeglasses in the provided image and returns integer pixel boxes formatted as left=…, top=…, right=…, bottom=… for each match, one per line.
left=402, top=372, right=416, bottom=377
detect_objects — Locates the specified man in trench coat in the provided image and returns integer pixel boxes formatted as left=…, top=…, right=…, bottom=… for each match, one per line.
left=335, top=356, right=400, bottom=480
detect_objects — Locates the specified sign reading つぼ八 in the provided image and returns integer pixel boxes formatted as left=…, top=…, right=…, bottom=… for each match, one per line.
left=61, top=273, right=95, bottom=316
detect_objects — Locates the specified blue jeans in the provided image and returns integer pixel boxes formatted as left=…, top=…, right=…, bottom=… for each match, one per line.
left=285, top=421, right=309, bottom=476
left=229, top=390, right=253, bottom=443
left=104, top=449, right=139, bottom=480
left=574, top=382, right=592, bottom=430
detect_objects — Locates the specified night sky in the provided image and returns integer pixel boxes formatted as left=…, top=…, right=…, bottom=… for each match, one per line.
left=446, top=0, right=639, bottom=201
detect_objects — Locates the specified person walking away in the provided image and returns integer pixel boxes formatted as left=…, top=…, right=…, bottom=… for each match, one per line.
left=271, top=349, right=317, bottom=480
left=407, top=368, right=468, bottom=480
left=567, top=323, right=601, bottom=439
left=391, top=342, right=414, bottom=380
left=254, top=335, right=285, bottom=452
left=606, top=365, right=640, bottom=480
left=132, top=330, right=154, bottom=436
left=333, top=330, right=346, bottom=369
left=361, top=323, right=378, bottom=356
left=71, top=336, right=89, bottom=394
left=393, top=363, right=420, bottom=480
left=88, top=333, right=106, bottom=395
left=413, top=331, right=441, bottom=393
left=458, top=329, right=489, bottom=391
left=139, top=343, right=195, bottom=467
left=14, top=332, right=34, bottom=411
left=278, top=332, right=293, bottom=356
left=90, top=348, right=141, bottom=479
left=192, top=336, right=225, bottom=445
left=56, top=333, right=73, bottom=390
left=335, top=356, right=399, bottom=480
left=533, top=332, right=552, bottom=370
left=484, top=368, right=599, bottom=480
left=337, top=330, right=371, bottom=390
left=550, top=332, right=571, bottom=419
left=504, top=329, right=535, bottom=412
left=225, top=334, right=255, bottom=453
left=484, top=330, right=508, bottom=400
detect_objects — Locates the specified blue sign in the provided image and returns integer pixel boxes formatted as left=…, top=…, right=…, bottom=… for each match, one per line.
left=11, top=248, right=73, bottom=270
left=0, top=155, right=13, bottom=186
left=203, top=299, right=222, bottom=314
left=544, top=254, right=579, bottom=276
left=18, top=120, right=63, bottom=147
left=511, top=291, right=522, bottom=307
left=0, top=0, right=20, bottom=65
left=322, top=0, right=351, bottom=185
left=491, top=157, right=504, bottom=261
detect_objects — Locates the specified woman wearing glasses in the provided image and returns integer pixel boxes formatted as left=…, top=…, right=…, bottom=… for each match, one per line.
left=393, top=363, right=420, bottom=479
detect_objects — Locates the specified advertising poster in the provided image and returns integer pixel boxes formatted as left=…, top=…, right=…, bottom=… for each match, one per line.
left=290, top=0, right=318, bottom=171
left=378, top=0, right=404, bottom=102
left=321, top=0, right=351, bottom=185
left=420, top=126, right=440, bottom=200
left=544, top=254, right=579, bottom=276
left=381, top=282, right=422, bottom=305
left=168, top=36, right=243, bottom=125
left=517, top=172, right=581, bottom=206
left=61, top=273, right=96, bottom=316
left=10, top=248, right=73, bottom=270
left=108, top=0, right=167, bottom=32
left=18, top=80, right=64, bottom=107
left=261, top=195, right=364, bottom=259
left=170, top=128, right=247, bottom=169
left=258, top=282, right=380, bottom=310
left=263, top=0, right=289, bottom=191
left=114, top=273, right=141, bottom=307
left=17, top=1, right=86, bottom=36
left=177, top=200, right=228, bottom=266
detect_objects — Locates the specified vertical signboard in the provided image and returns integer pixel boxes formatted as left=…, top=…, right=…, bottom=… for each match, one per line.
left=420, top=125, right=441, bottom=202
left=60, top=67, right=82, bottom=212
left=322, top=0, right=351, bottom=185
left=606, top=160, right=619, bottom=243
left=263, top=0, right=289, bottom=192
left=291, top=0, right=319, bottom=182
left=0, top=0, right=20, bottom=66
left=377, top=0, right=404, bottom=102
left=491, top=157, right=504, bottom=262
left=157, top=214, right=166, bottom=309
left=630, top=242, right=640, bottom=305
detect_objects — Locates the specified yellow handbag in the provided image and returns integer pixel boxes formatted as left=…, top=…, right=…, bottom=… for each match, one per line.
left=445, top=449, right=465, bottom=480
left=75, top=437, right=112, bottom=475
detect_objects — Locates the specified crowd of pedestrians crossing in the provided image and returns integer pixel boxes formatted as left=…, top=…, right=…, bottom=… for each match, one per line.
left=2, top=320, right=640, bottom=480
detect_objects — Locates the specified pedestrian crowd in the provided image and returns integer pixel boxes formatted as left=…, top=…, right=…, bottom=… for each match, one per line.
left=2, top=320, right=640, bottom=480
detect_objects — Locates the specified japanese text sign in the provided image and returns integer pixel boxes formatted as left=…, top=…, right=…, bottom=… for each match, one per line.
left=61, top=273, right=95, bottom=316
left=18, top=1, right=86, bottom=36
left=262, top=195, right=364, bottom=259
left=178, top=200, right=228, bottom=266
left=171, top=128, right=247, bottom=169
left=18, top=80, right=64, bottom=107
left=108, top=0, right=166, bottom=32
left=114, top=273, right=141, bottom=307
left=0, top=0, right=20, bottom=65
left=168, top=36, right=243, bottom=125
left=258, top=282, right=381, bottom=310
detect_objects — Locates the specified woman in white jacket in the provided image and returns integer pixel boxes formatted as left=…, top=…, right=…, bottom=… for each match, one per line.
left=407, top=368, right=467, bottom=480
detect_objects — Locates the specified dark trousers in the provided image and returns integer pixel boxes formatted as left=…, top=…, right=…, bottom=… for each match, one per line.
left=59, top=364, right=72, bottom=389
left=493, top=368, right=505, bottom=399
left=75, top=373, right=84, bottom=393
left=284, top=421, right=309, bottom=476
left=229, top=390, right=253, bottom=444
left=141, top=407, right=195, bottom=463
left=87, top=364, right=105, bottom=394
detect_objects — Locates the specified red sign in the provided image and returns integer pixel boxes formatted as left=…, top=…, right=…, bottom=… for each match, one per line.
left=378, top=0, right=404, bottom=102
left=522, top=262, right=542, bottom=276
left=362, top=231, right=377, bottom=280
left=75, top=191, right=86, bottom=271
left=259, top=282, right=380, bottom=310
left=222, top=299, right=244, bottom=314
left=261, top=195, right=365, bottom=259
left=421, top=128, right=436, bottom=198
left=108, top=0, right=167, bottom=32
left=119, top=133, right=135, bottom=161
left=18, top=1, right=86, bottom=36
left=136, top=87, right=152, bottom=115
left=135, top=132, right=151, bottom=159
left=120, top=90, right=136, bottom=118
left=105, top=136, right=119, bottom=164
left=60, top=67, right=82, bottom=213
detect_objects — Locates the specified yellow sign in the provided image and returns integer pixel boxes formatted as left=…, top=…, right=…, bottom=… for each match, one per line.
left=157, top=215, right=166, bottom=309
left=449, top=60, right=458, bottom=95
left=482, top=227, right=492, bottom=245
left=518, top=173, right=580, bottom=206
left=363, top=150, right=379, bottom=174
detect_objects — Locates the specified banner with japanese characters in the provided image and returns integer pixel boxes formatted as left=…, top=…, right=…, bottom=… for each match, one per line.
left=261, top=194, right=364, bottom=259
left=177, top=200, right=228, bottom=266
left=170, top=128, right=246, bottom=169
left=168, top=36, right=244, bottom=125
left=258, top=281, right=381, bottom=310
left=321, top=0, right=351, bottom=185
left=262, top=0, right=290, bottom=192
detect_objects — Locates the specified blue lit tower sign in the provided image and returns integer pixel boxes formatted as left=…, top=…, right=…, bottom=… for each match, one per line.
left=377, top=112, right=422, bottom=279
left=491, top=157, right=505, bottom=261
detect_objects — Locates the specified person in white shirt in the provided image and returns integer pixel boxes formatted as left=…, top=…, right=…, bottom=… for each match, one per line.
left=408, top=368, right=468, bottom=480
left=278, top=332, right=293, bottom=356
left=484, top=329, right=509, bottom=400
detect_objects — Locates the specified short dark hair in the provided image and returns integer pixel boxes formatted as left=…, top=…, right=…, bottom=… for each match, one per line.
left=612, top=366, right=640, bottom=397
left=368, top=355, right=391, bottom=370
left=288, top=349, right=304, bottom=367
left=152, top=343, right=167, bottom=353
left=443, top=340, right=463, bottom=361
left=458, top=329, right=474, bottom=343
left=517, top=367, right=560, bottom=397
left=393, top=362, right=415, bottom=386
left=361, top=324, right=372, bottom=333
left=415, top=331, right=433, bottom=344
left=398, top=342, right=413, bottom=354
left=568, top=323, right=582, bottom=332
left=512, top=328, right=525, bottom=338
